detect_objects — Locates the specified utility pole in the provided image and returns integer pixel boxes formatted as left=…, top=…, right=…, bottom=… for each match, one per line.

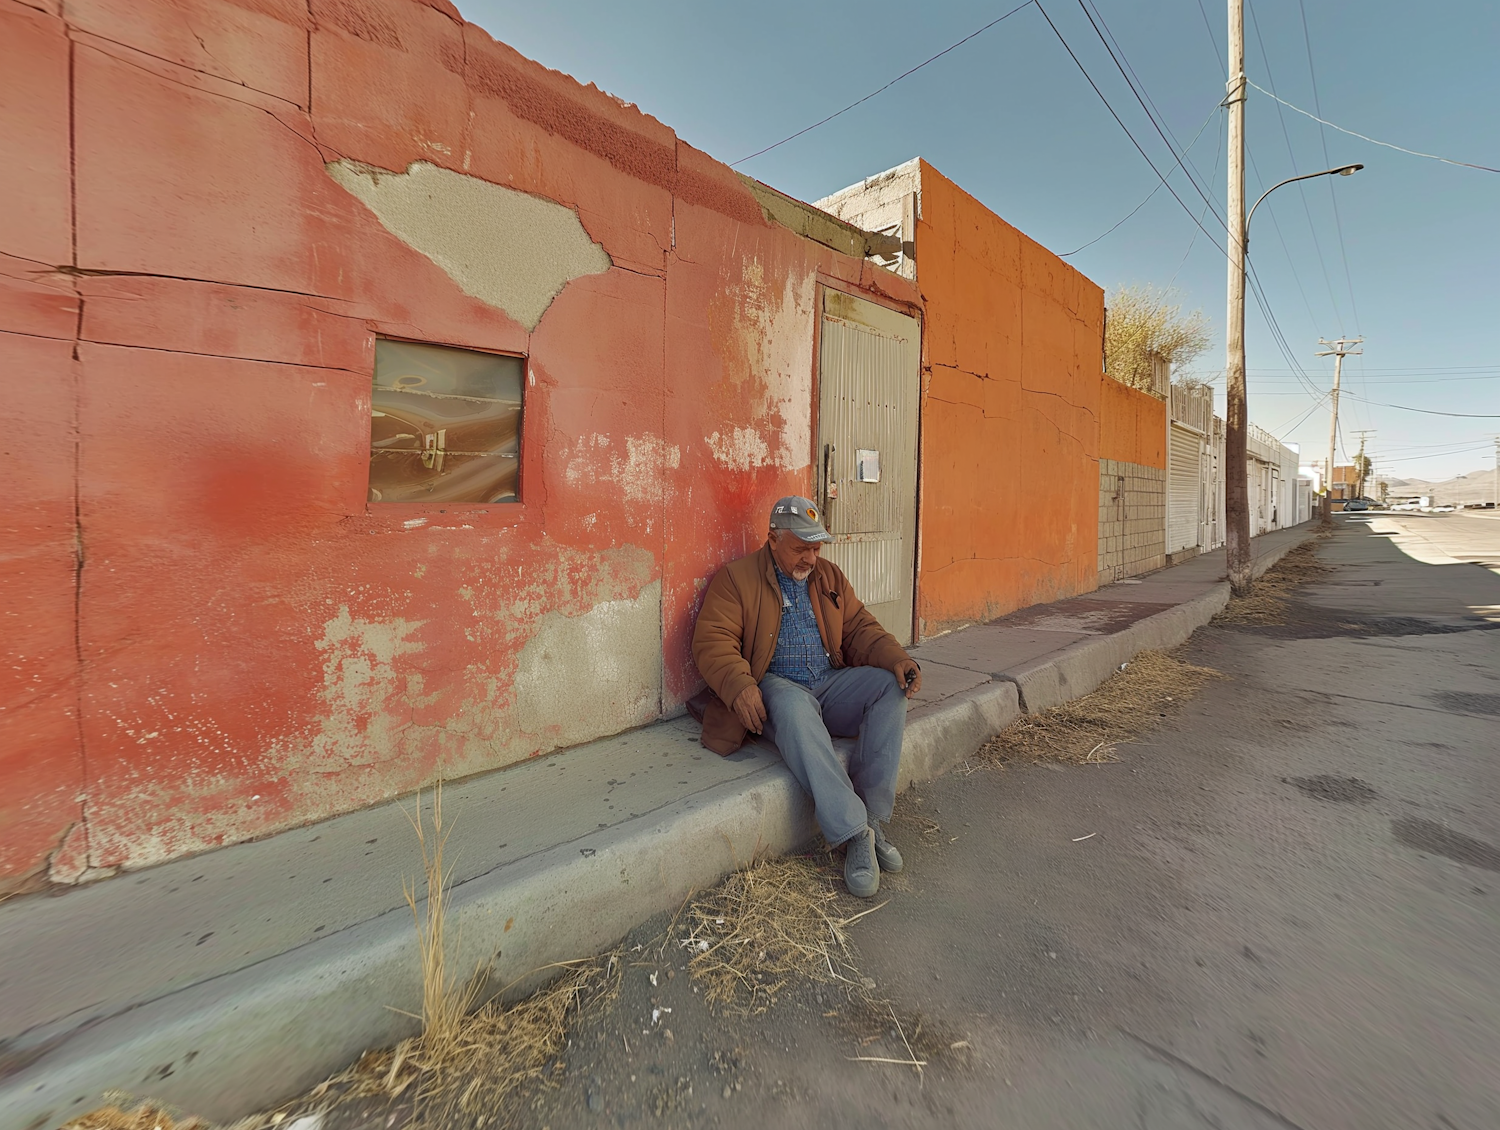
left=1494, top=436, right=1499, bottom=508
left=1352, top=429, right=1376, bottom=499
left=1224, top=0, right=1250, bottom=595
left=1316, top=337, right=1362, bottom=508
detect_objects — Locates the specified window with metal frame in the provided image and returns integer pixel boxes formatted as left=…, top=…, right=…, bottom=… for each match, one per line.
left=368, top=340, right=523, bottom=504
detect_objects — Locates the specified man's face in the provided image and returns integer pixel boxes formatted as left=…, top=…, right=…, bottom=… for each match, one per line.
left=769, top=529, right=821, bottom=581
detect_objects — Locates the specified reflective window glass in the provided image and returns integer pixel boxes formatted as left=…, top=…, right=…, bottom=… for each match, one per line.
left=369, top=340, right=523, bottom=504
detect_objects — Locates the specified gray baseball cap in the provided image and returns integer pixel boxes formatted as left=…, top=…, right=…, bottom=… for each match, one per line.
left=768, top=495, right=834, bottom=544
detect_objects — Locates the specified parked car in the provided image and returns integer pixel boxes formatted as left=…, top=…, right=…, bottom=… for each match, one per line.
left=1344, top=498, right=1372, bottom=512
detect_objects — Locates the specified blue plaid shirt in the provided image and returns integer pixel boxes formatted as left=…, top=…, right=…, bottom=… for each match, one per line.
left=766, top=566, right=832, bottom=687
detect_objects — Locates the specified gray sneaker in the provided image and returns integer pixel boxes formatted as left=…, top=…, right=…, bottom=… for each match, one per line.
left=870, top=822, right=904, bottom=873
left=843, top=827, right=880, bottom=898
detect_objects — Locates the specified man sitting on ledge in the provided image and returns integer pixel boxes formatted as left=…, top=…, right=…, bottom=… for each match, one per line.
left=691, top=496, right=922, bottom=897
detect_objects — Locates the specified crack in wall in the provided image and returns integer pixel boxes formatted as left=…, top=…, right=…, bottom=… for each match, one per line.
left=69, top=25, right=318, bottom=133
left=77, top=337, right=368, bottom=374
left=65, top=28, right=92, bottom=879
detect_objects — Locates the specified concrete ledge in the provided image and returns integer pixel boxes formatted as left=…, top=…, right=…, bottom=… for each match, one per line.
left=899, top=680, right=1020, bottom=789
left=7, top=764, right=819, bottom=1127
left=1007, top=526, right=1314, bottom=714
left=0, top=526, right=1318, bottom=1130
left=1003, top=588, right=1230, bottom=713
left=4, top=690, right=1030, bottom=1129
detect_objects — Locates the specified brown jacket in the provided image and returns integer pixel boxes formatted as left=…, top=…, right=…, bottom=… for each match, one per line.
left=690, top=542, right=911, bottom=755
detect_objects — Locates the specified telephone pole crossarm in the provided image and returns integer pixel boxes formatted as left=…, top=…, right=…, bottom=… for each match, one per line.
left=1315, top=337, right=1363, bottom=507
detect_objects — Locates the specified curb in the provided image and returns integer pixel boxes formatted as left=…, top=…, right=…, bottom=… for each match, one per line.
left=0, top=529, right=1316, bottom=1130
left=7, top=766, right=819, bottom=1126
left=1002, top=588, right=1230, bottom=713
left=1006, top=530, right=1310, bottom=713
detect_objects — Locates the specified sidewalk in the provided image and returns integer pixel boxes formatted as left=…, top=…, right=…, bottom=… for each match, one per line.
left=0, top=525, right=1315, bottom=1129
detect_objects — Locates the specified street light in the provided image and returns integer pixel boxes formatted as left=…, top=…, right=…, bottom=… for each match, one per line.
left=1223, top=160, right=1363, bottom=595
left=1246, top=164, right=1364, bottom=248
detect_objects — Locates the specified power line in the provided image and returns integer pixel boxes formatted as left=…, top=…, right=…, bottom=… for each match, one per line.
left=1072, top=0, right=1227, bottom=227
left=1339, top=394, right=1500, bottom=418
left=1189, top=365, right=1500, bottom=375
left=1297, top=0, right=1361, bottom=335
left=1036, top=0, right=1326, bottom=408
left=1065, top=0, right=1330, bottom=402
left=1032, top=0, right=1225, bottom=249
left=730, top=1, right=1035, bottom=166
left=1059, top=100, right=1222, bottom=257
left=1266, top=390, right=1331, bottom=436
left=1193, top=0, right=1225, bottom=71
left=1168, top=110, right=1226, bottom=286
left=1247, top=81, right=1500, bottom=173
left=1222, top=374, right=1500, bottom=385
left=1247, top=0, right=1342, bottom=329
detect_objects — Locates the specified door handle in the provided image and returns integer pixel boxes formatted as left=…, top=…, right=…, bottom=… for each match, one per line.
left=822, top=443, right=837, bottom=522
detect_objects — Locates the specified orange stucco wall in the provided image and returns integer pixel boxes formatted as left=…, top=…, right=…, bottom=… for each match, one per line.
left=0, top=0, right=918, bottom=890
left=1099, top=376, right=1167, bottom=469
left=913, top=164, right=1105, bottom=634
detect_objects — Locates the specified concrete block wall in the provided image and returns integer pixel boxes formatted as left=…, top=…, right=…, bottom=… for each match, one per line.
left=1098, top=459, right=1166, bottom=584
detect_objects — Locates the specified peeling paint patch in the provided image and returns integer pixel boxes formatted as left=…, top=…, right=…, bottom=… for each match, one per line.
left=710, top=256, right=816, bottom=471
left=706, top=426, right=772, bottom=470
left=311, top=607, right=428, bottom=770
left=565, top=434, right=681, bottom=504
left=48, top=822, right=90, bottom=885
left=326, top=160, right=612, bottom=331
left=513, top=581, right=662, bottom=750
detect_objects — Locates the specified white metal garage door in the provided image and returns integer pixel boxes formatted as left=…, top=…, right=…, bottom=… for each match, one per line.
left=1168, top=423, right=1203, bottom=554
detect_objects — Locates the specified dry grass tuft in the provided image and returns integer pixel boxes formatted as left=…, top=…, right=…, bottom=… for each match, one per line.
left=1214, top=540, right=1333, bottom=626
left=679, top=855, right=875, bottom=1016
left=401, top=786, right=480, bottom=1056
left=980, top=649, right=1224, bottom=765
left=249, top=784, right=624, bottom=1129
left=332, top=951, right=622, bottom=1125
left=679, top=855, right=970, bottom=1076
left=62, top=1104, right=206, bottom=1130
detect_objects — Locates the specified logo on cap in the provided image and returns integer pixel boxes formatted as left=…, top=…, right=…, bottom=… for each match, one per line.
left=806, top=507, right=818, bottom=520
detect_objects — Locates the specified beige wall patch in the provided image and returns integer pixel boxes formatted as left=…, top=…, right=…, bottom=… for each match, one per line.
left=328, top=160, right=613, bottom=331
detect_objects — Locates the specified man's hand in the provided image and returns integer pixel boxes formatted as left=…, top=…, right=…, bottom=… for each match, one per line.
left=732, top=684, right=768, bottom=733
left=894, top=659, right=922, bottom=698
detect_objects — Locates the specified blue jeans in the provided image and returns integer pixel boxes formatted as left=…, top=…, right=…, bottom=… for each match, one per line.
left=759, top=666, right=907, bottom=847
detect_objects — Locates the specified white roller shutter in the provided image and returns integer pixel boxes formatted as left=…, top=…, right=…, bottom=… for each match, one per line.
left=1168, top=424, right=1202, bottom=554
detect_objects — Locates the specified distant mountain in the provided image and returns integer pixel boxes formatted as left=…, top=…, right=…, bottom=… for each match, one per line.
left=1378, top=467, right=1498, bottom=505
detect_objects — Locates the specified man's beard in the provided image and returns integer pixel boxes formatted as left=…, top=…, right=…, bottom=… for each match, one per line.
left=791, top=564, right=814, bottom=580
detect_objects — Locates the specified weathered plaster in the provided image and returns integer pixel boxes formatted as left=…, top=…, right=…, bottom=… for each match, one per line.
left=706, top=426, right=772, bottom=470
left=710, top=257, right=816, bottom=472
left=562, top=433, right=682, bottom=505
left=310, top=607, right=429, bottom=772
left=513, top=580, right=663, bottom=750
left=325, top=160, right=612, bottom=331
left=0, top=0, right=923, bottom=887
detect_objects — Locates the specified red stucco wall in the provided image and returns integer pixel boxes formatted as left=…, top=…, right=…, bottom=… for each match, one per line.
left=912, top=163, right=1105, bottom=634
left=0, top=0, right=916, bottom=889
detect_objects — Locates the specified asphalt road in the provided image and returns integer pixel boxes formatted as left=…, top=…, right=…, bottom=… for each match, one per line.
left=510, top=514, right=1500, bottom=1130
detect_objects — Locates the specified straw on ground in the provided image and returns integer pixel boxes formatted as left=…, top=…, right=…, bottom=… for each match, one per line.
left=678, top=855, right=872, bottom=1016
left=1213, top=539, right=1332, bottom=626
left=980, top=648, right=1224, bottom=765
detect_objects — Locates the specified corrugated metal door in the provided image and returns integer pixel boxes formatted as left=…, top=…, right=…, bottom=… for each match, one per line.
left=817, top=290, right=920, bottom=644
left=1168, top=423, right=1202, bottom=554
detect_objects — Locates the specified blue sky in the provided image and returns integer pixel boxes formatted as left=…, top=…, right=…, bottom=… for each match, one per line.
left=456, top=0, right=1499, bottom=484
